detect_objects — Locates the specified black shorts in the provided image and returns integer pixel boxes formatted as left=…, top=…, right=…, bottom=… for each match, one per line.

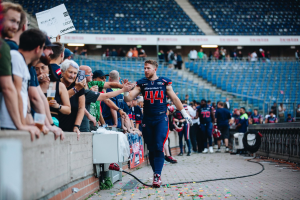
left=218, top=126, right=229, bottom=139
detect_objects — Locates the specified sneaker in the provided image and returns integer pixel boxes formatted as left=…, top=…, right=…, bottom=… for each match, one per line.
left=213, top=145, right=218, bottom=149
left=177, top=152, right=183, bottom=156
left=152, top=174, right=162, bottom=188
left=166, top=156, right=177, bottom=163
left=215, top=149, right=221, bottom=153
left=225, top=148, right=229, bottom=153
left=202, top=148, right=208, bottom=153
left=209, top=146, right=214, bottom=153
left=187, top=152, right=191, bottom=156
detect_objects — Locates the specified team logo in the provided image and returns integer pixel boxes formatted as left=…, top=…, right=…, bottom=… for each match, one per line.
left=143, top=83, right=148, bottom=86
left=151, top=81, right=154, bottom=85
left=142, top=124, right=146, bottom=127
left=165, top=117, right=168, bottom=121
left=157, top=82, right=163, bottom=85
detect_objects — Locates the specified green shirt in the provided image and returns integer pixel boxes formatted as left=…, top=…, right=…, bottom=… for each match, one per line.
left=88, top=81, right=105, bottom=122
left=0, top=39, right=12, bottom=76
left=198, top=51, right=204, bottom=59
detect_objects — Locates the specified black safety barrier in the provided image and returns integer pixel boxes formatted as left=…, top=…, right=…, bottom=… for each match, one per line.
left=248, top=123, right=300, bottom=163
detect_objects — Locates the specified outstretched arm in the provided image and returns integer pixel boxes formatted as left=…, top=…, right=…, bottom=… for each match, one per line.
left=124, top=86, right=141, bottom=102
left=97, top=83, right=134, bottom=101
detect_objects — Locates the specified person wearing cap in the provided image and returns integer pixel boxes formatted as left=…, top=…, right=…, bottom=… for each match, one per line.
left=49, top=42, right=65, bottom=79
left=63, top=48, right=73, bottom=61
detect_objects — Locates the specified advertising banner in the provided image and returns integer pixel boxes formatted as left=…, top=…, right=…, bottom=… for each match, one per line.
left=127, top=133, right=144, bottom=169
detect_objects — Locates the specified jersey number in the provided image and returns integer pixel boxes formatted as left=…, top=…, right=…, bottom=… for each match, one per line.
left=201, top=111, right=210, bottom=118
left=144, top=90, right=164, bottom=104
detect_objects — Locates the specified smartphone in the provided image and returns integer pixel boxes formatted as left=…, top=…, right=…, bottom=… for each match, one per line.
left=78, top=70, right=85, bottom=82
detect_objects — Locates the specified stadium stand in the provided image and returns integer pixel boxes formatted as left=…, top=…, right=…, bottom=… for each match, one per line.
left=189, top=0, right=300, bottom=35
left=185, top=60, right=300, bottom=114
left=15, top=0, right=204, bottom=35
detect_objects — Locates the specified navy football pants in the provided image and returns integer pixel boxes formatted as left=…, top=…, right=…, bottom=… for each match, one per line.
left=178, top=122, right=191, bottom=153
left=142, top=115, right=169, bottom=175
left=200, top=123, right=213, bottom=147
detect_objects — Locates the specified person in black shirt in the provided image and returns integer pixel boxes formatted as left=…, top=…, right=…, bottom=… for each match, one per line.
left=50, top=42, right=65, bottom=79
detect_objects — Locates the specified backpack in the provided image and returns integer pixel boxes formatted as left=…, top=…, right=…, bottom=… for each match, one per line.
left=170, top=53, right=175, bottom=60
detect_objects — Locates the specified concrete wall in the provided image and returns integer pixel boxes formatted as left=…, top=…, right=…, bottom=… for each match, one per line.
left=0, top=130, right=180, bottom=200
left=0, top=131, right=95, bottom=200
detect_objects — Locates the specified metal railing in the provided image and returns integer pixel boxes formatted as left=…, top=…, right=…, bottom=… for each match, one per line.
left=248, top=123, right=300, bottom=163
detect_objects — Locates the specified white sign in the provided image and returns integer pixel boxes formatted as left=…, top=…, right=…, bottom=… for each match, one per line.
left=36, top=4, right=76, bottom=38
left=60, top=34, right=300, bottom=46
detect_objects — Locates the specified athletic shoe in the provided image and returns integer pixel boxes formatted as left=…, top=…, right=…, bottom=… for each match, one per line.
left=213, top=145, right=218, bottom=149
left=225, top=148, right=229, bottom=153
left=202, top=148, right=208, bottom=153
left=215, top=149, right=221, bottom=153
left=209, top=146, right=214, bottom=153
left=177, top=152, right=183, bottom=156
left=152, top=174, right=162, bottom=188
left=187, top=152, right=191, bottom=156
left=165, top=156, right=177, bottom=163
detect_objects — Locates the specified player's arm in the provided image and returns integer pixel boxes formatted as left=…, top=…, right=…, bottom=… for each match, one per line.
left=124, top=86, right=141, bottom=102
left=166, top=85, right=193, bottom=125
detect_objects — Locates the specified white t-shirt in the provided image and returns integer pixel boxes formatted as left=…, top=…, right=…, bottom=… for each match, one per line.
left=127, top=51, right=133, bottom=57
left=190, top=50, right=198, bottom=59
left=0, top=50, right=30, bottom=129
left=186, top=105, right=199, bottom=125
left=251, top=52, right=257, bottom=61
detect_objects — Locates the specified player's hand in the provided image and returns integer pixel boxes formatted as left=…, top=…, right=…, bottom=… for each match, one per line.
left=122, top=82, right=135, bottom=92
left=180, top=109, right=193, bottom=126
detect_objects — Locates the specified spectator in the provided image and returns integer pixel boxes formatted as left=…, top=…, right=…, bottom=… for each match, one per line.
left=0, top=3, right=40, bottom=139
left=185, top=94, right=190, bottom=104
left=236, top=107, right=248, bottom=133
left=73, top=46, right=78, bottom=55
left=278, top=103, right=286, bottom=122
left=266, top=50, right=271, bottom=62
left=189, top=48, right=197, bottom=61
left=296, top=104, right=300, bottom=119
left=80, top=48, right=87, bottom=57
left=59, top=60, right=85, bottom=139
left=167, top=49, right=175, bottom=68
left=295, top=49, right=299, bottom=62
left=220, top=48, right=226, bottom=60
left=215, top=102, right=231, bottom=152
left=117, top=48, right=125, bottom=57
left=131, top=97, right=143, bottom=132
left=138, top=49, right=146, bottom=58
left=249, top=109, right=263, bottom=124
left=187, top=103, right=199, bottom=153
left=105, top=48, right=110, bottom=57
left=271, top=102, right=277, bottom=115
left=251, top=51, right=257, bottom=62
left=286, top=114, right=295, bottom=122
left=198, top=48, right=204, bottom=60
left=49, top=42, right=64, bottom=79
left=237, top=50, right=243, bottom=60
left=63, top=48, right=73, bottom=61
left=265, top=111, right=278, bottom=123
left=126, top=48, right=133, bottom=58
left=80, top=67, right=128, bottom=132
left=175, top=53, right=183, bottom=70
left=35, top=56, right=71, bottom=126
left=207, top=100, right=212, bottom=108
left=101, top=70, right=127, bottom=128
left=132, top=47, right=138, bottom=57
left=3, top=4, right=26, bottom=50
left=137, top=96, right=144, bottom=113
left=224, top=97, right=230, bottom=110
left=111, top=48, right=118, bottom=57
left=208, top=51, right=212, bottom=61
left=213, top=48, right=219, bottom=60
left=158, top=50, right=165, bottom=64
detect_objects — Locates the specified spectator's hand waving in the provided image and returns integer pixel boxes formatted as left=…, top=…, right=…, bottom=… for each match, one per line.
left=73, top=126, right=80, bottom=141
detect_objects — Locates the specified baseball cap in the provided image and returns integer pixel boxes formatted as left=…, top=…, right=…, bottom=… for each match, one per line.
left=93, top=70, right=109, bottom=78
left=64, top=48, right=73, bottom=59
left=45, top=36, right=58, bottom=47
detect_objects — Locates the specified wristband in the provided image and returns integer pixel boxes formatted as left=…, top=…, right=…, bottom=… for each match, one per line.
left=124, top=92, right=129, bottom=96
left=74, top=125, right=80, bottom=129
left=58, top=105, right=62, bottom=110
left=72, top=87, right=79, bottom=94
left=118, top=108, right=122, bottom=112
left=51, top=123, right=55, bottom=126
